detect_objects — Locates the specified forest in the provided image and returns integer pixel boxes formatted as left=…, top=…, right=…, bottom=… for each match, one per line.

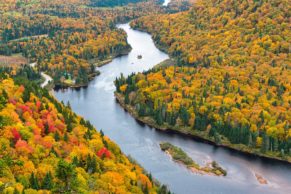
left=0, top=0, right=198, bottom=193
left=0, top=67, right=171, bottom=193
left=0, top=0, right=290, bottom=193
left=0, top=0, right=176, bottom=87
left=131, top=0, right=290, bottom=67
left=115, top=0, right=291, bottom=162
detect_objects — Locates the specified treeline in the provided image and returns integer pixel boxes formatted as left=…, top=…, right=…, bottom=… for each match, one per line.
left=0, top=0, right=171, bottom=87
left=0, top=68, right=171, bottom=193
left=0, top=65, right=41, bottom=81
left=0, top=15, right=58, bottom=43
left=115, top=64, right=290, bottom=161
left=119, top=0, right=291, bottom=160
left=131, top=0, right=290, bottom=67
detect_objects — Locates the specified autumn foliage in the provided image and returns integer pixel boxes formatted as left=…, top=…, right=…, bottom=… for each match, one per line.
left=0, top=0, right=167, bottom=86
left=132, top=0, right=290, bottom=68
left=116, top=0, right=291, bottom=161
left=0, top=78, right=159, bottom=193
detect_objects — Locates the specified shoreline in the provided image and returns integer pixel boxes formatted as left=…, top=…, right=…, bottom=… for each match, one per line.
left=114, top=93, right=291, bottom=164
left=92, top=47, right=132, bottom=68
left=46, top=47, right=132, bottom=90
left=54, top=71, right=100, bottom=89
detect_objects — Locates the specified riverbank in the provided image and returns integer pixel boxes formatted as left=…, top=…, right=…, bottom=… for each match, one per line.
left=28, top=46, right=131, bottom=89
left=91, top=47, right=132, bottom=67
left=54, top=47, right=132, bottom=89
left=55, top=22, right=291, bottom=194
left=152, top=58, right=176, bottom=69
left=115, top=93, right=291, bottom=164
left=54, top=71, right=100, bottom=89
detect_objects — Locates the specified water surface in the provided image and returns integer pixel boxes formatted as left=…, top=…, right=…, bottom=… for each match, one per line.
left=163, top=0, right=171, bottom=6
left=54, top=23, right=291, bottom=194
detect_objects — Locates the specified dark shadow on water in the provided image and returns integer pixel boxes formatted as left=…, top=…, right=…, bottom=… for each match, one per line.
left=54, top=85, right=88, bottom=92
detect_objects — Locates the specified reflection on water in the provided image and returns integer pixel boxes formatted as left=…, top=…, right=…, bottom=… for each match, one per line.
left=54, top=23, right=291, bottom=194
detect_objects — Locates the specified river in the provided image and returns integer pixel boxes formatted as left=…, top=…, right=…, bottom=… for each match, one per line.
left=163, top=0, right=171, bottom=6
left=54, top=23, right=291, bottom=194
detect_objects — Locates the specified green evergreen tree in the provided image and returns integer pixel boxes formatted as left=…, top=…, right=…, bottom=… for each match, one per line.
left=155, top=109, right=163, bottom=125
left=54, top=131, right=60, bottom=141
left=42, top=172, right=53, bottom=190
left=261, top=133, right=269, bottom=153
left=248, top=133, right=253, bottom=147
left=22, top=89, right=30, bottom=103
left=72, top=156, right=79, bottom=167
left=67, top=101, right=71, bottom=109
left=84, top=129, right=92, bottom=140
left=180, top=106, right=189, bottom=126
left=273, top=138, right=278, bottom=152
left=66, top=122, right=73, bottom=132
left=124, top=93, right=130, bottom=104
left=100, top=129, right=104, bottom=137
left=29, top=172, right=39, bottom=190
left=56, top=159, right=77, bottom=192
left=64, top=133, right=69, bottom=142
left=2, top=89, right=8, bottom=100
left=214, top=132, right=221, bottom=144
left=44, top=123, right=49, bottom=135
left=50, top=147, right=58, bottom=157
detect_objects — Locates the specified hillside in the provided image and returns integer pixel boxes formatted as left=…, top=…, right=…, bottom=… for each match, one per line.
left=115, top=0, right=291, bottom=161
left=0, top=69, right=170, bottom=193
left=131, top=0, right=290, bottom=67
left=0, top=0, right=164, bottom=87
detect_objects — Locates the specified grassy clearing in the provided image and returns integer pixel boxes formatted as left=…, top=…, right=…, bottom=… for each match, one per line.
left=0, top=54, right=28, bottom=67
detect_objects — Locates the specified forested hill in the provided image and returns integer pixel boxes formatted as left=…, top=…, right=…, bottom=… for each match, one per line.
left=0, top=0, right=164, bottom=87
left=0, top=0, right=191, bottom=88
left=0, top=68, right=170, bottom=193
left=131, top=0, right=290, bottom=67
left=115, top=0, right=291, bottom=162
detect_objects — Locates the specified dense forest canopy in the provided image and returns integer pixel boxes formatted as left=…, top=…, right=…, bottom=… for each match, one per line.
left=0, top=0, right=173, bottom=86
left=0, top=67, right=171, bottom=193
left=132, top=0, right=290, bottom=67
left=115, top=0, right=291, bottom=161
left=0, top=12, right=130, bottom=86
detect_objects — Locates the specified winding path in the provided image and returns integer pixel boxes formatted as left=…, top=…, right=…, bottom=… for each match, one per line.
left=29, top=62, right=53, bottom=88
left=40, top=72, right=53, bottom=88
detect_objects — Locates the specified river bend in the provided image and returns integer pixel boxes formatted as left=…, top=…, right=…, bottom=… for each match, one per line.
left=54, top=23, right=291, bottom=194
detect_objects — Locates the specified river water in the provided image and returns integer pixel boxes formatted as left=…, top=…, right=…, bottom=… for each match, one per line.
left=163, top=0, right=171, bottom=6
left=54, top=23, right=291, bottom=194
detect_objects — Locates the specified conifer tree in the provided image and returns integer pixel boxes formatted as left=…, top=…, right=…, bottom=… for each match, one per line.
left=42, top=172, right=53, bottom=190
left=29, top=172, right=39, bottom=190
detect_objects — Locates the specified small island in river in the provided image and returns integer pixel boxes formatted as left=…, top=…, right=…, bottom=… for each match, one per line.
left=160, top=142, right=227, bottom=176
left=255, top=173, right=268, bottom=185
